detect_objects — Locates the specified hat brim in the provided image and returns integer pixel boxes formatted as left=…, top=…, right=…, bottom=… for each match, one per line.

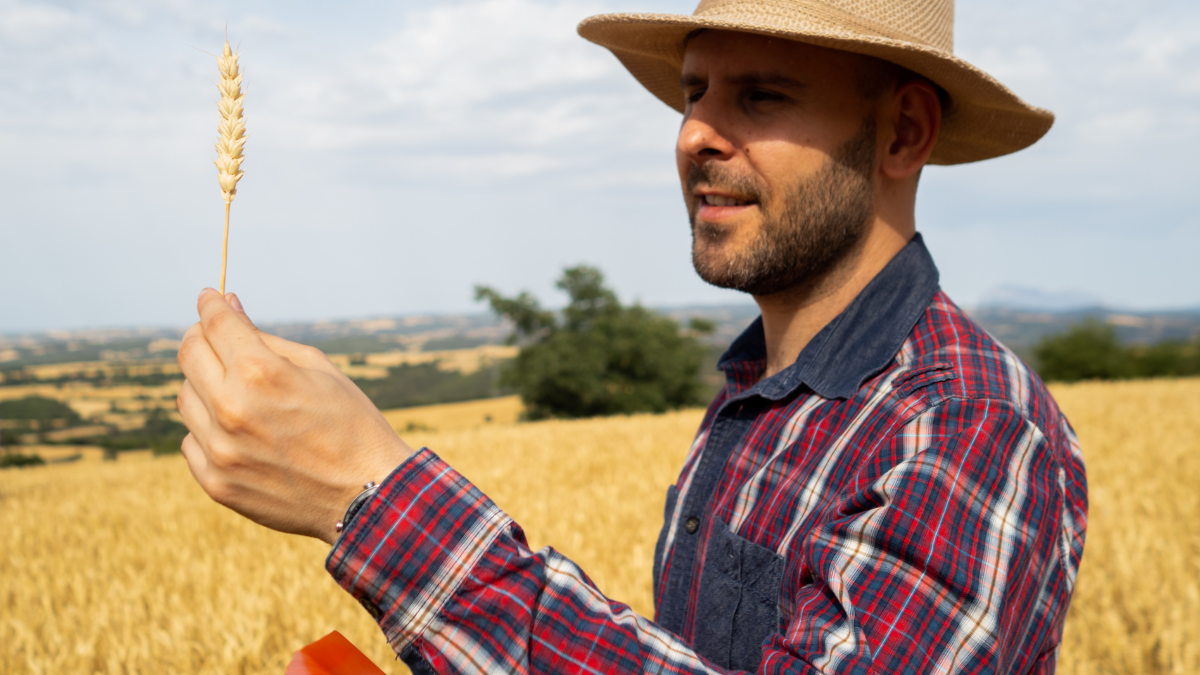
left=578, top=12, right=1053, bottom=165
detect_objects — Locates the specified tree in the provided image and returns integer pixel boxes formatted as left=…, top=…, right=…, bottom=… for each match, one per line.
left=1130, top=340, right=1191, bottom=378
left=476, top=266, right=714, bottom=420
left=0, top=396, right=82, bottom=425
left=353, top=362, right=502, bottom=410
left=1033, top=320, right=1200, bottom=382
left=1033, top=319, right=1130, bottom=382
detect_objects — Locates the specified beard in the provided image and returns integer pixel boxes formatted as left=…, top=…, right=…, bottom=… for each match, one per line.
left=688, top=117, right=877, bottom=297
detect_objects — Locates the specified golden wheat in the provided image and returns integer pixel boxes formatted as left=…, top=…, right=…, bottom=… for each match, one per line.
left=213, top=37, right=246, bottom=295
left=380, top=395, right=524, bottom=432
left=2, top=380, right=1197, bottom=673
left=1052, top=379, right=1200, bottom=675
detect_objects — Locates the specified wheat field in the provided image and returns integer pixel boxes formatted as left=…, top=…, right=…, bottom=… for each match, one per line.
left=2, top=380, right=1197, bottom=674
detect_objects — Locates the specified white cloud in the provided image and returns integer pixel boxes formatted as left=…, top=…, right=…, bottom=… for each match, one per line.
left=1076, top=108, right=1158, bottom=144
left=359, top=0, right=613, bottom=106
left=2, top=0, right=1200, bottom=331
left=0, top=1, right=72, bottom=39
left=256, top=0, right=661, bottom=183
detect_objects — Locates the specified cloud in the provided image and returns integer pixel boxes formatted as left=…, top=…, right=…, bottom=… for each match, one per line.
left=2, top=0, right=1199, bottom=332
left=0, top=1, right=71, bottom=39
left=358, top=0, right=614, bottom=108
left=248, top=0, right=671, bottom=187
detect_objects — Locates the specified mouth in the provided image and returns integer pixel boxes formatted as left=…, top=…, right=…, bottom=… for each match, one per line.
left=694, top=190, right=758, bottom=221
left=702, top=194, right=753, bottom=207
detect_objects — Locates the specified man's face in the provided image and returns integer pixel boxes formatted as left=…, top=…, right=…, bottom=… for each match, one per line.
left=678, top=30, right=880, bottom=297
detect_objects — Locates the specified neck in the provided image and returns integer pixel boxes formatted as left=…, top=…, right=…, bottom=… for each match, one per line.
left=754, top=217, right=914, bottom=378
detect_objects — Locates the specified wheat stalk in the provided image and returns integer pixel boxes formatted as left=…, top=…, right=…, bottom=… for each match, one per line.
left=214, top=38, right=246, bottom=295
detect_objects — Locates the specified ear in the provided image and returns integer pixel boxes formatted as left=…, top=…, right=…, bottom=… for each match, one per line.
left=880, top=79, right=941, bottom=180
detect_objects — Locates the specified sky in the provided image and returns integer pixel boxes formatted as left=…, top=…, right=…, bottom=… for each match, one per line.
left=1, top=0, right=1198, bottom=332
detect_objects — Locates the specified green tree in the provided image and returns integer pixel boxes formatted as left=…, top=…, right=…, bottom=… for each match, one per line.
left=353, top=362, right=503, bottom=410
left=1034, top=319, right=1130, bottom=382
left=476, top=265, right=714, bottom=420
left=1129, top=340, right=1192, bottom=378
left=0, top=397, right=82, bottom=425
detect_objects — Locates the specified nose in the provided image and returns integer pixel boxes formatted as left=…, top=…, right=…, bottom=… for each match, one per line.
left=676, top=97, right=737, bottom=167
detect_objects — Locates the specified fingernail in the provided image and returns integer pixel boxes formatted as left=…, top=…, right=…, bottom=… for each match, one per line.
left=198, top=288, right=214, bottom=301
left=228, top=293, right=245, bottom=312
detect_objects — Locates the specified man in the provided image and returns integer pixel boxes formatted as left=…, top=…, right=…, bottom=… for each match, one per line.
left=177, top=1, right=1088, bottom=673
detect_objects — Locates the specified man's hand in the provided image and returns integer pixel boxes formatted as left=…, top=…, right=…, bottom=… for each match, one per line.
left=176, top=288, right=414, bottom=545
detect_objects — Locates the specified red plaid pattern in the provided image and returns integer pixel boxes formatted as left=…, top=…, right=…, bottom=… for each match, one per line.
left=327, top=240, right=1087, bottom=675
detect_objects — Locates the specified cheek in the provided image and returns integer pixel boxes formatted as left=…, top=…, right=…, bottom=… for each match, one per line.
left=750, top=143, right=825, bottom=199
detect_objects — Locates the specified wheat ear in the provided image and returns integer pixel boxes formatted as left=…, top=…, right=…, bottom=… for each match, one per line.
left=214, top=38, right=246, bottom=295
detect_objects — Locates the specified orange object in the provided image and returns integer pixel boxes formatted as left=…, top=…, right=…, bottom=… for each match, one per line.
left=284, top=631, right=386, bottom=675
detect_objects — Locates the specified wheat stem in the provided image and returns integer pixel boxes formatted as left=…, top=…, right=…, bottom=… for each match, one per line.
left=214, top=37, right=245, bottom=293
left=220, top=202, right=230, bottom=295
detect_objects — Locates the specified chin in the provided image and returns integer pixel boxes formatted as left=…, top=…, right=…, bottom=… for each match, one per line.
left=692, top=215, right=751, bottom=247
left=692, top=241, right=743, bottom=288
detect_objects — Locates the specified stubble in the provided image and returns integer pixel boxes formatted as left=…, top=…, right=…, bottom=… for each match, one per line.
left=689, top=117, right=877, bottom=297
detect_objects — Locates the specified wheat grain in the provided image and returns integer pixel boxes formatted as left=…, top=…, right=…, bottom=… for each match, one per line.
left=214, top=38, right=246, bottom=295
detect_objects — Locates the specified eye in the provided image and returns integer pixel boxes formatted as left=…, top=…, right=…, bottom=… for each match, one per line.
left=747, top=88, right=785, bottom=104
left=685, top=87, right=706, bottom=104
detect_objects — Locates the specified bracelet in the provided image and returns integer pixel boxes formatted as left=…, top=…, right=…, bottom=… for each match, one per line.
left=335, top=481, right=381, bottom=534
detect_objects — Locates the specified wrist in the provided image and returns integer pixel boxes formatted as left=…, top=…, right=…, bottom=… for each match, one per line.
left=317, top=434, right=414, bottom=545
left=332, top=482, right=382, bottom=541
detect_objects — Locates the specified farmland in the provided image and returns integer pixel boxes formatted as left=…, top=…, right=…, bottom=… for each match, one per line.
left=2, top=379, right=1198, bottom=674
left=0, top=345, right=517, bottom=461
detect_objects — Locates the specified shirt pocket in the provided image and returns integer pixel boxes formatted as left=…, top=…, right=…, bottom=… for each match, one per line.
left=693, top=516, right=784, bottom=672
left=652, top=484, right=679, bottom=609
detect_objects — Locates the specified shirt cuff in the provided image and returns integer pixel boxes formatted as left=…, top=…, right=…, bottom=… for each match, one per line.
left=325, top=447, right=512, bottom=654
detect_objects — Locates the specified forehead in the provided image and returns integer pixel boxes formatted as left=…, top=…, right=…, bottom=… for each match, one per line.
left=681, top=29, right=863, bottom=81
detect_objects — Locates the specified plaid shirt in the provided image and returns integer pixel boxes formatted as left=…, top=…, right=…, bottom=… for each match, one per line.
left=327, top=235, right=1088, bottom=674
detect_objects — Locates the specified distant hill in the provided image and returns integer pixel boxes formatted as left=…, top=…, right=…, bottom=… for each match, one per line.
left=970, top=307, right=1200, bottom=351
left=4, top=301, right=1198, bottom=372
left=976, top=285, right=1103, bottom=313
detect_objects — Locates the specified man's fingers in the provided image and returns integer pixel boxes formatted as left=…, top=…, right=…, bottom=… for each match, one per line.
left=176, top=379, right=214, bottom=438
left=259, top=333, right=343, bottom=376
left=179, top=432, right=211, bottom=487
left=211, top=291, right=341, bottom=377
left=177, top=322, right=226, bottom=398
left=197, top=288, right=272, bottom=367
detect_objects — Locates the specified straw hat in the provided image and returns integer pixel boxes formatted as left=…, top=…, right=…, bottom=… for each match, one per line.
left=578, top=0, right=1053, bottom=165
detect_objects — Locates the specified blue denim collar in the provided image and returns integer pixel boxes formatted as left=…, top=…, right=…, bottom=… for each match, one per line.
left=718, top=234, right=940, bottom=401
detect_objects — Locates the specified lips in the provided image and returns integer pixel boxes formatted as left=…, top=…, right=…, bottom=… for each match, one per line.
left=703, top=194, right=751, bottom=207
left=694, top=189, right=758, bottom=222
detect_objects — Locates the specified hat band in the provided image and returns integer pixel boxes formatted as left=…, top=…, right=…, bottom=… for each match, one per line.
left=693, top=0, right=952, bottom=52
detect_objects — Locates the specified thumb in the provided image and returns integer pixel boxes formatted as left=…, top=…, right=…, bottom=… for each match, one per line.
left=224, top=292, right=259, bottom=330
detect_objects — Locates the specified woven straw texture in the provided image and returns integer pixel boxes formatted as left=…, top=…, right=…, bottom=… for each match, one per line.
left=578, top=0, right=1053, bottom=164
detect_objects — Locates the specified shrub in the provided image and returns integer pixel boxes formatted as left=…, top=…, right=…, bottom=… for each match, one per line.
left=1034, top=320, right=1129, bottom=382
left=1129, top=340, right=1194, bottom=378
left=1, top=453, right=45, bottom=469
left=354, top=362, right=503, bottom=410
left=0, top=397, right=82, bottom=426
left=1033, top=320, right=1200, bottom=382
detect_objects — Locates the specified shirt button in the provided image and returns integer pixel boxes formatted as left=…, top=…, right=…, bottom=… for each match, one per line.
left=684, top=516, right=701, bottom=534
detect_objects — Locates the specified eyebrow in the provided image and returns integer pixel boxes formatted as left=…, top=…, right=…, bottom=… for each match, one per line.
left=679, top=72, right=809, bottom=91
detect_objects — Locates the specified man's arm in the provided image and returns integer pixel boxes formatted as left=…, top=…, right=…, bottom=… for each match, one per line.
left=326, top=447, right=724, bottom=674
left=325, top=398, right=1081, bottom=675
left=179, top=291, right=1081, bottom=674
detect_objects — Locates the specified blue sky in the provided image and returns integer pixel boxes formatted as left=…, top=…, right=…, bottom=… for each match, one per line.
left=1, top=0, right=1197, bottom=332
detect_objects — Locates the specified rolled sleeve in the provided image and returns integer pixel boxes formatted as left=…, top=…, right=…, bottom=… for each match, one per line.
left=325, top=448, right=512, bottom=654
